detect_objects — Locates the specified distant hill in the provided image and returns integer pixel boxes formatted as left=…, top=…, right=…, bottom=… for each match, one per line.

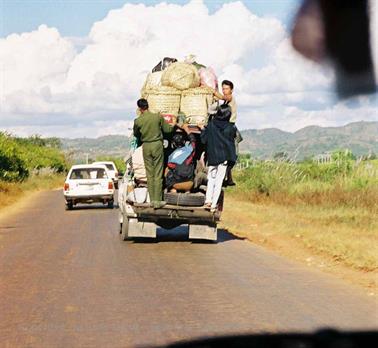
left=61, top=121, right=378, bottom=161
left=239, top=121, right=377, bottom=159
left=62, top=135, right=130, bottom=162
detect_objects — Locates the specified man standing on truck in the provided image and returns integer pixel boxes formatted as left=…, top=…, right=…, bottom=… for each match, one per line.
left=213, top=80, right=237, bottom=124
left=133, top=98, right=176, bottom=209
left=212, top=80, right=241, bottom=186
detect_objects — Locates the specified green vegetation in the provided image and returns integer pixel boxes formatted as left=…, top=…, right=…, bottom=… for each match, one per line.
left=232, top=151, right=377, bottom=209
left=222, top=150, right=378, bottom=273
left=0, top=133, right=68, bottom=182
left=0, top=133, right=69, bottom=211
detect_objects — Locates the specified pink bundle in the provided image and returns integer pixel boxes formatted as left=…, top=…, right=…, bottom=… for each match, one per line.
left=199, top=67, right=218, bottom=89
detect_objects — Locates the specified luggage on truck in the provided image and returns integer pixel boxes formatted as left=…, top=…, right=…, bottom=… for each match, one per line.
left=131, top=146, right=147, bottom=182
left=199, top=67, right=218, bottom=89
left=152, top=57, right=178, bottom=72
left=141, top=71, right=163, bottom=91
left=180, top=86, right=214, bottom=125
left=161, top=62, right=201, bottom=91
left=141, top=86, right=181, bottom=116
left=127, top=187, right=150, bottom=204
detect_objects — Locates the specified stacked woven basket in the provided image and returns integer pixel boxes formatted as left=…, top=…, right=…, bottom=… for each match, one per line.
left=140, top=61, right=217, bottom=126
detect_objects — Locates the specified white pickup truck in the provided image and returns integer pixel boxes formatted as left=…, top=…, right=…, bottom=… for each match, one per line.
left=117, top=160, right=223, bottom=242
left=92, top=161, right=119, bottom=189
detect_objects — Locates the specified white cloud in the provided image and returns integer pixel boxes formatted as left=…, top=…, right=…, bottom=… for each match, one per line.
left=0, top=0, right=376, bottom=138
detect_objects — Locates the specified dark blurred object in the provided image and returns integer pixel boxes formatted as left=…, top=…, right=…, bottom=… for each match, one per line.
left=292, top=0, right=376, bottom=98
left=152, top=57, right=178, bottom=72
left=159, top=329, right=378, bottom=348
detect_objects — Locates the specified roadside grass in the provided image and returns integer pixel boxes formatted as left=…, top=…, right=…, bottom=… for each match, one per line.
left=221, top=159, right=378, bottom=275
left=0, top=174, right=65, bottom=211
left=221, top=196, right=377, bottom=272
left=234, top=159, right=377, bottom=210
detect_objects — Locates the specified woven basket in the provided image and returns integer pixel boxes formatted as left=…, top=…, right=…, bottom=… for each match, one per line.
left=161, top=62, right=200, bottom=91
left=142, top=86, right=181, bottom=115
left=180, top=87, right=214, bottom=124
left=142, top=71, right=163, bottom=90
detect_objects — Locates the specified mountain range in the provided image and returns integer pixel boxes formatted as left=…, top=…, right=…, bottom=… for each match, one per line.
left=61, top=121, right=378, bottom=161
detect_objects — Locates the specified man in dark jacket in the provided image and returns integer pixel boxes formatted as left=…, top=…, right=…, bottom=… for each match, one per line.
left=200, top=104, right=237, bottom=212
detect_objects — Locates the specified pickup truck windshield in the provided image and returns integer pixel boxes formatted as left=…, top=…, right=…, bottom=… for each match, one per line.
left=70, top=168, right=108, bottom=180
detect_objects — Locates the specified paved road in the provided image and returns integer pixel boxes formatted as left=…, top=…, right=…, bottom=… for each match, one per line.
left=0, top=190, right=377, bottom=347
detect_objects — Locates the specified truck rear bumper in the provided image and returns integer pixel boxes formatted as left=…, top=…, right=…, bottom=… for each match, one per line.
left=131, top=204, right=220, bottom=225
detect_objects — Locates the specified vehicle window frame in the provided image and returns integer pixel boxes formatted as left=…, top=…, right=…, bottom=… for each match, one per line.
left=69, top=168, right=109, bottom=180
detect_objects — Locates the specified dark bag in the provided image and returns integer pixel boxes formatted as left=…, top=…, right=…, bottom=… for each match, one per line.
left=152, top=57, right=178, bottom=72
left=165, top=163, right=194, bottom=189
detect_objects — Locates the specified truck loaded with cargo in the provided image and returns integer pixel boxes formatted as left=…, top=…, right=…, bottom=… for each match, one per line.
left=118, top=55, right=239, bottom=241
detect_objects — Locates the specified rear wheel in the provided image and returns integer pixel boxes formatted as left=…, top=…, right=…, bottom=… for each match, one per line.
left=120, top=215, right=129, bottom=241
left=66, top=201, right=73, bottom=210
left=108, top=200, right=114, bottom=209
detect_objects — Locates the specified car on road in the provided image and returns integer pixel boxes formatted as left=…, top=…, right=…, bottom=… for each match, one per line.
left=63, top=164, right=115, bottom=210
left=92, top=161, right=119, bottom=188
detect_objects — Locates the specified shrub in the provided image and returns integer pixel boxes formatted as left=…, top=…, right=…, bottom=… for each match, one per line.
left=0, top=132, right=68, bottom=182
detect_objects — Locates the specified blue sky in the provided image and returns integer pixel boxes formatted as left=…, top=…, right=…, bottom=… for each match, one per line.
left=0, top=0, right=376, bottom=138
left=1, top=0, right=301, bottom=37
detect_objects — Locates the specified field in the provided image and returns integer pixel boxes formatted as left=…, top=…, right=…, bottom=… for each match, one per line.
left=221, top=154, right=378, bottom=290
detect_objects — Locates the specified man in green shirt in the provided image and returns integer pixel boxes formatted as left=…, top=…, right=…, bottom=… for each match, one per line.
left=133, top=99, right=175, bottom=208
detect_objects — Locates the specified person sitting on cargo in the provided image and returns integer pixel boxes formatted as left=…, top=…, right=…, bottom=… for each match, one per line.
left=133, top=98, right=176, bottom=209
left=212, top=79, right=240, bottom=186
left=199, top=104, right=237, bottom=212
left=165, top=125, right=197, bottom=193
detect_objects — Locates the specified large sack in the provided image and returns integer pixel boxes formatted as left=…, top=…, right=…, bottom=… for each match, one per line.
left=199, top=67, right=218, bottom=89
left=132, top=146, right=147, bottom=182
left=180, top=86, right=214, bottom=125
left=142, top=86, right=181, bottom=115
left=127, top=187, right=150, bottom=204
left=161, top=62, right=200, bottom=91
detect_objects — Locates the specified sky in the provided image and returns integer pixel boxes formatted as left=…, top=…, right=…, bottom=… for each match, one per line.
left=0, top=0, right=377, bottom=138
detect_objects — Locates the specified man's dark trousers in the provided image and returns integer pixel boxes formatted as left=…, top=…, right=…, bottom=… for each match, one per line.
left=143, top=141, right=164, bottom=202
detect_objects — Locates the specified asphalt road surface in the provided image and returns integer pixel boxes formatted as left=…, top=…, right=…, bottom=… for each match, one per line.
left=0, top=190, right=377, bottom=347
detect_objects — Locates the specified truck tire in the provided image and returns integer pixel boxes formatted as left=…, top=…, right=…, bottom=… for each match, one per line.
left=164, top=192, right=205, bottom=207
left=120, top=215, right=129, bottom=241
left=66, top=201, right=73, bottom=210
left=108, top=200, right=114, bottom=209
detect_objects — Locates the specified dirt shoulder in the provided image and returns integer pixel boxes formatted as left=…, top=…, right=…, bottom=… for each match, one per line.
left=220, top=195, right=377, bottom=296
left=0, top=175, right=64, bottom=220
